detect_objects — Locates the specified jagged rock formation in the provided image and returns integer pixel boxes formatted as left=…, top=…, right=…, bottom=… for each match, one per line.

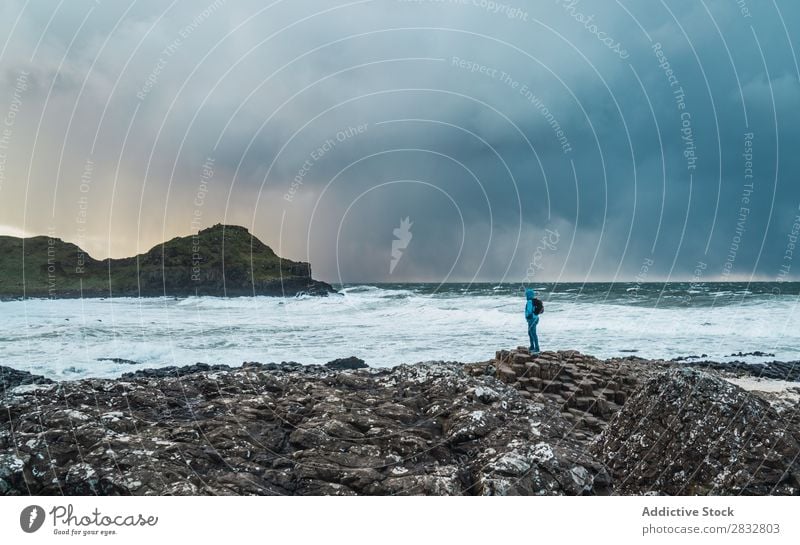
left=324, top=356, right=369, bottom=370
left=0, top=361, right=609, bottom=496
left=681, top=359, right=800, bottom=382
left=592, top=368, right=800, bottom=495
left=0, top=366, right=54, bottom=397
left=489, top=348, right=664, bottom=436
left=1, top=350, right=798, bottom=496
left=0, top=224, right=334, bottom=298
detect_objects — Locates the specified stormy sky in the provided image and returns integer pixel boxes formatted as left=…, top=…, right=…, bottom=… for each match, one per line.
left=0, top=0, right=798, bottom=284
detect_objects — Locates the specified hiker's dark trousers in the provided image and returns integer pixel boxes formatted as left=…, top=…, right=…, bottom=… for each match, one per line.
left=527, top=318, right=539, bottom=352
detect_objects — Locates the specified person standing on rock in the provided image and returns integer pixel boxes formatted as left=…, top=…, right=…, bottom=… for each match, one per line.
left=525, top=288, right=541, bottom=353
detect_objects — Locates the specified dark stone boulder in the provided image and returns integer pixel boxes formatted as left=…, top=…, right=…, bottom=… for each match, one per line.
left=325, top=357, right=368, bottom=370
left=592, top=368, right=800, bottom=495
left=0, top=366, right=54, bottom=398
left=96, top=358, right=140, bottom=365
left=120, top=362, right=233, bottom=379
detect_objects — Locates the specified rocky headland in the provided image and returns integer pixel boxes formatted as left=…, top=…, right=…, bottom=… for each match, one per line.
left=1, top=349, right=798, bottom=496
left=0, top=224, right=334, bottom=299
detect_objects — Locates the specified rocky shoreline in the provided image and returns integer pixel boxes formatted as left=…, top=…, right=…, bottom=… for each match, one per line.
left=1, top=350, right=798, bottom=496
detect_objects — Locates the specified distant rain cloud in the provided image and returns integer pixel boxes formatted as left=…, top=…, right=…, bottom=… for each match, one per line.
left=0, top=0, right=799, bottom=283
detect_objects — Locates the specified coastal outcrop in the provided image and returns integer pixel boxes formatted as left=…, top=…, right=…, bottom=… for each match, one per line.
left=0, top=224, right=334, bottom=299
left=1, top=349, right=798, bottom=496
left=593, top=368, right=800, bottom=495
left=0, top=360, right=609, bottom=496
left=488, top=348, right=661, bottom=436
left=0, top=366, right=54, bottom=397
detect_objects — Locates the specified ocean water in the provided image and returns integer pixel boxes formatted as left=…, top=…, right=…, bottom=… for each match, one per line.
left=1, top=282, right=798, bottom=380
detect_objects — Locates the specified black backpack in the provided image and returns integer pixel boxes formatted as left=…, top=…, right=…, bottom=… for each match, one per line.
left=533, top=298, right=544, bottom=315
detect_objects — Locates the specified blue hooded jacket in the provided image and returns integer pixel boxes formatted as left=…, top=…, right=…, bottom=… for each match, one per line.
left=525, top=288, right=538, bottom=323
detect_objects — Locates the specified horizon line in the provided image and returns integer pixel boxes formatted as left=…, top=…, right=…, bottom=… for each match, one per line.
left=331, top=279, right=799, bottom=284
left=3, top=228, right=796, bottom=285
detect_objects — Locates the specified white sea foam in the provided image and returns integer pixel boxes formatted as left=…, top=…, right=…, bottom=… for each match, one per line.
left=725, top=377, right=800, bottom=394
left=1, top=285, right=799, bottom=379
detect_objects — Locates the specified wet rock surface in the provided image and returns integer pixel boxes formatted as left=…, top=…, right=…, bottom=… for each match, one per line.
left=96, top=358, right=141, bottom=365
left=1, top=349, right=798, bottom=496
left=484, top=348, right=800, bottom=495
left=0, top=361, right=609, bottom=496
left=325, top=356, right=368, bottom=370
left=593, top=368, right=800, bottom=495
left=0, top=365, right=54, bottom=397
left=682, top=359, right=800, bottom=382
left=487, top=349, right=666, bottom=436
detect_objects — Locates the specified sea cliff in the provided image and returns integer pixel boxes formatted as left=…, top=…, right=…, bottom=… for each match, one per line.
left=0, top=224, right=334, bottom=299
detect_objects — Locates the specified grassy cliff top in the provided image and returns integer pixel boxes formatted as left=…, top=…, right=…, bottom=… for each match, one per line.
left=0, top=224, right=330, bottom=298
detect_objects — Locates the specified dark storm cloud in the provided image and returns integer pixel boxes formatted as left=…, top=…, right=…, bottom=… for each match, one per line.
left=0, top=0, right=798, bottom=282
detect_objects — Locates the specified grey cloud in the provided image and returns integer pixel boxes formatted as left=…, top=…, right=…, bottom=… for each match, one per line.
left=0, top=0, right=799, bottom=282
